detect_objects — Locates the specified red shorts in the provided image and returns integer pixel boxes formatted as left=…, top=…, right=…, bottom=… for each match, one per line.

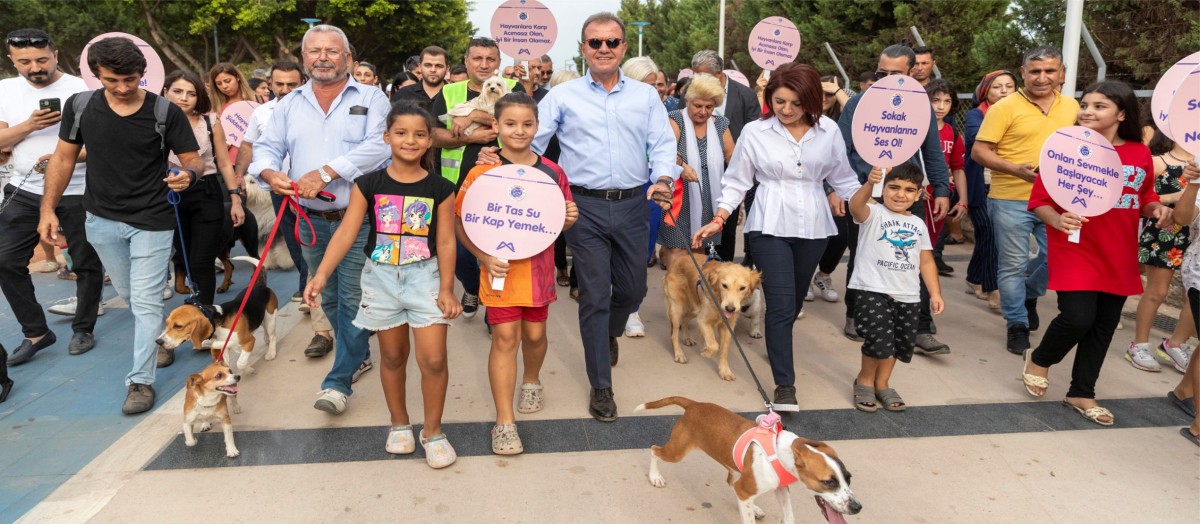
left=486, top=305, right=549, bottom=325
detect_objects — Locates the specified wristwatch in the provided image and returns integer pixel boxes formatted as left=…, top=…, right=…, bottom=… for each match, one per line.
left=228, top=188, right=246, bottom=199
left=317, top=166, right=333, bottom=184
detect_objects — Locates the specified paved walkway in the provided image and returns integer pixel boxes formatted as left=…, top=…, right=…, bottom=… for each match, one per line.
left=3, top=245, right=1198, bottom=523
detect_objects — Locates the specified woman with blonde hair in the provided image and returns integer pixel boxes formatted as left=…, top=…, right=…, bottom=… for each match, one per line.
left=658, top=73, right=734, bottom=269
left=208, top=62, right=260, bottom=111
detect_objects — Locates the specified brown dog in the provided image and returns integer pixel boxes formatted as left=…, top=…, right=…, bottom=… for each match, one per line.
left=663, top=254, right=761, bottom=380
left=157, top=284, right=278, bottom=374
left=638, top=397, right=861, bottom=523
left=183, top=361, right=241, bottom=458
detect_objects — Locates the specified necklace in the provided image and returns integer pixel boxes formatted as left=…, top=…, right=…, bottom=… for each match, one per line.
left=1167, top=151, right=1194, bottom=164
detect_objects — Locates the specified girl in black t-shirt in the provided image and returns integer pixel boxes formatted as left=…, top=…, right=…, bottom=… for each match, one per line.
left=304, top=102, right=462, bottom=468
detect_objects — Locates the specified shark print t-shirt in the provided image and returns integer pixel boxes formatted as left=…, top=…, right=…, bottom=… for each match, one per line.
left=356, top=168, right=456, bottom=266
left=848, top=203, right=932, bottom=303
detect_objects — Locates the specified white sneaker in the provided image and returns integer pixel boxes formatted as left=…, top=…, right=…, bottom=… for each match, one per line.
left=811, top=272, right=839, bottom=302
left=1124, top=342, right=1161, bottom=372
left=47, top=297, right=105, bottom=317
left=804, top=288, right=814, bottom=302
left=624, top=312, right=646, bottom=337
left=1156, top=339, right=1191, bottom=373
left=314, top=389, right=348, bottom=414
left=162, top=282, right=173, bottom=300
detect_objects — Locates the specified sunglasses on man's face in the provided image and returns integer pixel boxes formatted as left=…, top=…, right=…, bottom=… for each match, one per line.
left=874, top=69, right=907, bottom=81
left=7, top=37, right=50, bottom=48
left=586, top=38, right=623, bottom=50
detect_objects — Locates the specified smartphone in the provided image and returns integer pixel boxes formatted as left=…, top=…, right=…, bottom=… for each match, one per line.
left=39, top=98, right=61, bottom=113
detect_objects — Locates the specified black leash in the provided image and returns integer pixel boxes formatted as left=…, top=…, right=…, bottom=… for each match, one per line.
left=653, top=191, right=776, bottom=414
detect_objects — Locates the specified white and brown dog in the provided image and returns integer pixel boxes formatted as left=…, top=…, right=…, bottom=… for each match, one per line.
left=184, top=361, right=241, bottom=458
left=157, top=284, right=278, bottom=375
left=438, top=75, right=511, bottom=136
left=638, top=397, right=861, bottom=524
left=663, top=254, right=761, bottom=380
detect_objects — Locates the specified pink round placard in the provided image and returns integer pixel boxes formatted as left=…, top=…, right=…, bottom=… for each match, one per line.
left=461, top=164, right=566, bottom=260
left=748, top=17, right=800, bottom=70
left=79, top=32, right=165, bottom=94
left=1151, top=51, right=1200, bottom=140
left=1038, top=126, right=1124, bottom=217
left=490, top=0, right=557, bottom=60
left=1167, top=66, right=1200, bottom=157
left=219, top=101, right=260, bottom=149
left=850, top=74, right=931, bottom=168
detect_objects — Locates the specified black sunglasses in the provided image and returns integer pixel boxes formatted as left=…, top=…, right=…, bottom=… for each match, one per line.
left=586, top=38, right=623, bottom=50
left=7, top=36, right=50, bottom=48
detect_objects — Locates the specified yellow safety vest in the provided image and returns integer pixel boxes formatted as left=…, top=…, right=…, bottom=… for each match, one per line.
left=440, top=78, right=517, bottom=184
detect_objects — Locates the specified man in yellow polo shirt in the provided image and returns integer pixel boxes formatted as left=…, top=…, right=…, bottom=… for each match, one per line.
left=972, top=45, right=1079, bottom=354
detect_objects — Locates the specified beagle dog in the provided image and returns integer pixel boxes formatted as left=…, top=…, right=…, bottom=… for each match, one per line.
left=638, top=397, right=861, bottom=524
left=184, top=360, right=241, bottom=458
left=158, top=284, right=278, bottom=375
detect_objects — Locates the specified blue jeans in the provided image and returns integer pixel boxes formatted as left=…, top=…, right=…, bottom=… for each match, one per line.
left=85, top=214, right=172, bottom=386
left=454, top=242, right=480, bottom=297
left=989, top=198, right=1048, bottom=328
left=271, top=193, right=308, bottom=291
left=300, top=215, right=371, bottom=396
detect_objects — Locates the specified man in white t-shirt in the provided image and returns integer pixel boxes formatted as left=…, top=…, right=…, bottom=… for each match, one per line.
left=0, top=29, right=102, bottom=365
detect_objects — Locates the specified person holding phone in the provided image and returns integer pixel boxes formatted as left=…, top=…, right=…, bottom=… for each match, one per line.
left=0, top=28, right=102, bottom=367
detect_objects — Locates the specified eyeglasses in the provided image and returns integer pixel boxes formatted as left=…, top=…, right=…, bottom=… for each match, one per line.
left=586, top=38, right=623, bottom=50
left=874, top=70, right=905, bottom=81
left=304, top=49, right=343, bottom=59
left=7, top=36, right=50, bottom=48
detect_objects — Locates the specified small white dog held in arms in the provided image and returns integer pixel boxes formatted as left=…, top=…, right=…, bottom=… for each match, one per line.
left=439, top=75, right=511, bottom=136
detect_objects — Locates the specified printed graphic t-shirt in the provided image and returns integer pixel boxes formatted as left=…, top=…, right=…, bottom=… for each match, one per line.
left=848, top=203, right=933, bottom=303
left=356, top=169, right=456, bottom=265
left=1027, top=141, right=1158, bottom=296
left=454, top=156, right=572, bottom=308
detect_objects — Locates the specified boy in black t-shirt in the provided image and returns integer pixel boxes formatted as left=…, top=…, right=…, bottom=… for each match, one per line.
left=37, top=37, right=202, bottom=415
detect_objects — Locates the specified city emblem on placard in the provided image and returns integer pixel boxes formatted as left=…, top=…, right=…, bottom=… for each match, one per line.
left=519, top=12, right=528, bottom=20
left=509, top=185, right=526, bottom=201
left=891, top=94, right=903, bottom=108
left=1078, top=144, right=1092, bottom=159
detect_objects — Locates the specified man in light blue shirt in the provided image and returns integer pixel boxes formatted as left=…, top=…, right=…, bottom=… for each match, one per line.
left=250, top=24, right=390, bottom=415
left=531, top=12, right=679, bottom=423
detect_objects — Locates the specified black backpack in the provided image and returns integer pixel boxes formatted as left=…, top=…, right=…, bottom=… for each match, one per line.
left=67, top=89, right=170, bottom=151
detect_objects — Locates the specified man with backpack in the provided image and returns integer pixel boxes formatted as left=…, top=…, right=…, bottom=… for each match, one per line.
left=38, top=36, right=203, bottom=415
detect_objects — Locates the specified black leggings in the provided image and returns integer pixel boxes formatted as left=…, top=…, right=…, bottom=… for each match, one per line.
left=172, top=176, right=225, bottom=305
left=818, top=213, right=850, bottom=275
left=1030, top=290, right=1126, bottom=399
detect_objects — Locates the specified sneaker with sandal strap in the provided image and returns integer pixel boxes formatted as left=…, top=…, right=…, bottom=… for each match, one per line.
left=491, top=423, right=524, bottom=455
left=518, top=382, right=544, bottom=413
left=420, top=432, right=457, bottom=468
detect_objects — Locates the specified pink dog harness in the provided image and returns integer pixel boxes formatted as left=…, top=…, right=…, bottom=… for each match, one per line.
left=732, top=412, right=799, bottom=487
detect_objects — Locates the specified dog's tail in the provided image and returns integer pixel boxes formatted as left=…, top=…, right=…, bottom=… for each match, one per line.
left=229, top=256, right=267, bottom=286
left=634, top=396, right=696, bottom=412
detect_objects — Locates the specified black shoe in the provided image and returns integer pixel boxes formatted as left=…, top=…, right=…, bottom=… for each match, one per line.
left=68, top=332, right=95, bottom=355
left=935, top=258, right=955, bottom=276
left=773, top=385, right=799, bottom=411
left=0, top=343, right=12, bottom=403
left=589, top=387, right=617, bottom=422
left=609, top=337, right=619, bottom=367
left=122, top=383, right=156, bottom=415
left=304, top=335, right=333, bottom=358
left=1007, top=325, right=1031, bottom=355
left=461, top=292, right=480, bottom=319
left=1025, top=299, right=1039, bottom=331
left=6, top=331, right=56, bottom=366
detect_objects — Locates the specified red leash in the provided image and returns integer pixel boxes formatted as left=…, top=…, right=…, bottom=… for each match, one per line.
left=215, top=183, right=316, bottom=362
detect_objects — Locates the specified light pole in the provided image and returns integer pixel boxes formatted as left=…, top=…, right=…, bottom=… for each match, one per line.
left=301, top=18, right=321, bottom=29
left=631, top=21, right=651, bottom=57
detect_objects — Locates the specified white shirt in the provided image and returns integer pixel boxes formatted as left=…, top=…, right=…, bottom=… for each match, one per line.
left=717, top=115, right=860, bottom=238
left=243, top=97, right=284, bottom=187
left=848, top=203, right=932, bottom=303
left=0, top=74, right=89, bottom=195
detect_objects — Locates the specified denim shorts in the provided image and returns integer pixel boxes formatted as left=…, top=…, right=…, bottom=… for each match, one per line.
left=353, top=257, right=449, bottom=330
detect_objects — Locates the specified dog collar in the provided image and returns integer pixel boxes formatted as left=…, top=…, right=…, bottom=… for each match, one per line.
left=732, top=413, right=799, bottom=487
left=185, top=298, right=220, bottom=332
